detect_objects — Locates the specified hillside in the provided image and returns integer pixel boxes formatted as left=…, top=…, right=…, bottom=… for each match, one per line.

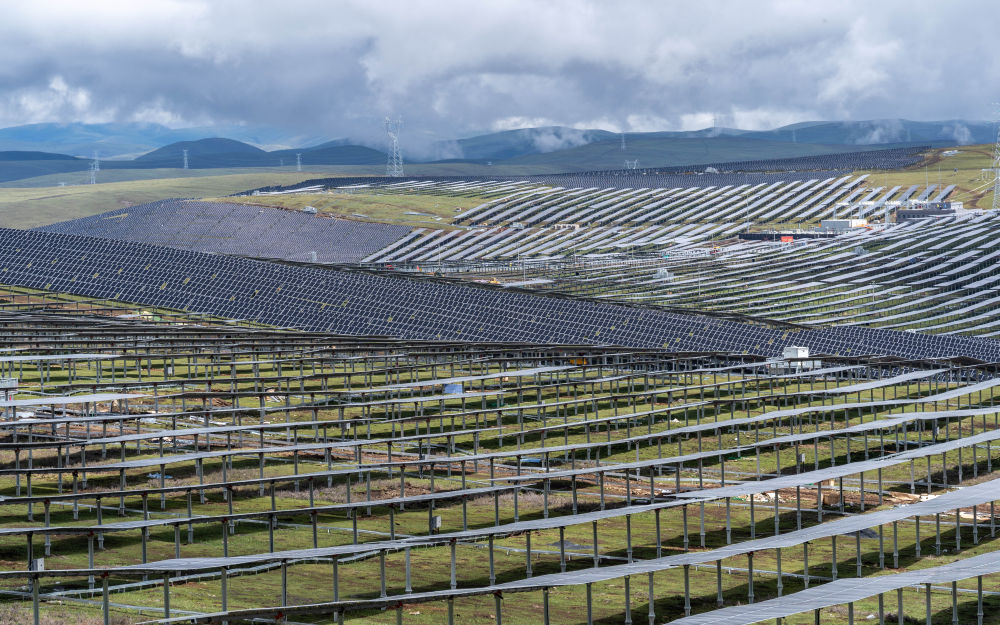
left=134, top=137, right=269, bottom=167
left=0, top=150, right=88, bottom=183
left=0, top=171, right=325, bottom=228
left=738, top=119, right=994, bottom=146
left=440, top=126, right=618, bottom=161
left=437, top=119, right=993, bottom=164
left=497, top=134, right=904, bottom=172
left=0, top=150, right=80, bottom=161
left=270, top=143, right=386, bottom=165
left=0, top=121, right=326, bottom=158
left=127, top=138, right=387, bottom=169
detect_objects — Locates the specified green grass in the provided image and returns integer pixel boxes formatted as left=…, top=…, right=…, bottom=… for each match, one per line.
left=2, top=291, right=1000, bottom=623
left=0, top=172, right=330, bottom=228
left=858, top=144, right=996, bottom=210
left=210, top=191, right=485, bottom=230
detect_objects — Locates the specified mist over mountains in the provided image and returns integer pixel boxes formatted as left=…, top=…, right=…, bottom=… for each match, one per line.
left=0, top=118, right=992, bottom=184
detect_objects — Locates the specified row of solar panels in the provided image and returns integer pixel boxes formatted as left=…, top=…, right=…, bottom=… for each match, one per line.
left=41, top=177, right=950, bottom=270
left=3, top=226, right=1000, bottom=360
left=39, top=199, right=412, bottom=264
left=243, top=146, right=926, bottom=197
left=497, top=211, right=1000, bottom=337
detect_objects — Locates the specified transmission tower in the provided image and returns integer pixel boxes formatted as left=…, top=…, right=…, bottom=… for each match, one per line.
left=624, top=159, right=639, bottom=170
left=620, top=132, right=626, bottom=151
left=86, top=150, right=98, bottom=184
left=296, top=153, right=302, bottom=172
left=182, top=149, right=189, bottom=170
left=993, top=111, right=1000, bottom=211
left=385, top=116, right=404, bottom=177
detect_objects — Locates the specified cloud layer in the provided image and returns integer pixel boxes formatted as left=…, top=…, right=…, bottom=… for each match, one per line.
left=0, top=0, right=995, bottom=152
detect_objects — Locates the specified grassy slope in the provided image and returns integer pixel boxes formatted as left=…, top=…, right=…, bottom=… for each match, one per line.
left=6, top=382, right=997, bottom=624
left=857, top=144, right=995, bottom=209
left=0, top=302, right=989, bottom=625
left=0, top=166, right=368, bottom=189
left=0, top=172, right=330, bottom=229
left=209, top=191, right=483, bottom=230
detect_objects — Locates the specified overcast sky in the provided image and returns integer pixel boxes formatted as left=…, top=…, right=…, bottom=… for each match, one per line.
left=0, top=0, right=996, bottom=148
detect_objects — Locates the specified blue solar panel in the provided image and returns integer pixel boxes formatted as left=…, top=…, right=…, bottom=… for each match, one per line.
left=38, top=200, right=411, bottom=264
left=2, top=227, right=1000, bottom=361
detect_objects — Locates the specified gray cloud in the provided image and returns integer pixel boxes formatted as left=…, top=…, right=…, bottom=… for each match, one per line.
left=0, top=0, right=997, bottom=154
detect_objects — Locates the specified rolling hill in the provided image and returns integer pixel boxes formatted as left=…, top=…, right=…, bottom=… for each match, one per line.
left=119, top=138, right=386, bottom=169
left=0, top=150, right=88, bottom=183
left=134, top=138, right=269, bottom=168
left=439, top=119, right=993, bottom=164
left=492, top=134, right=913, bottom=172
left=0, top=121, right=330, bottom=158
left=271, top=141, right=386, bottom=165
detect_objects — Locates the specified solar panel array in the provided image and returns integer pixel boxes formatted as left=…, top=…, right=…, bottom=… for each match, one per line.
left=362, top=174, right=937, bottom=263
left=4, top=296, right=1000, bottom=625
left=466, top=210, right=1000, bottom=338
left=35, top=176, right=950, bottom=274
left=2, top=226, right=1000, bottom=361
left=450, top=174, right=917, bottom=227
left=37, top=199, right=412, bottom=264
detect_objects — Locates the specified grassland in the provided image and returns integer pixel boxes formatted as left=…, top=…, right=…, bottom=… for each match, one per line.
left=212, top=191, right=484, bottom=230
left=859, top=144, right=996, bottom=210
left=0, top=161, right=559, bottom=190
left=2, top=314, right=998, bottom=625
left=2, top=140, right=989, bottom=234
left=0, top=172, right=330, bottom=229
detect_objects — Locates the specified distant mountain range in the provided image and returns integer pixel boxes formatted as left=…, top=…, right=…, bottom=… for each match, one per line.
left=133, top=137, right=384, bottom=168
left=0, top=122, right=329, bottom=159
left=0, top=118, right=992, bottom=184
left=0, top=136, right=387, bottom=183
left=432, top=119, right=994, bottom=163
